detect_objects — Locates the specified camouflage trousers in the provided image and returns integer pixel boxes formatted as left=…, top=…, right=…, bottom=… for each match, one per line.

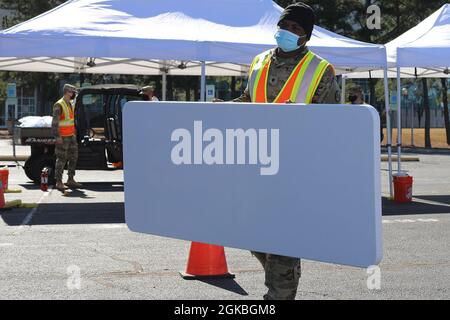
left=55, top=135, right=78, bottom=182
left=252, top=251, right=301, bottom=300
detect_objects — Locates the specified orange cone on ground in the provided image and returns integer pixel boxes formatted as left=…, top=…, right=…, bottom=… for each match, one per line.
left=180, top=242, right=235, bottom=279
left=112, top=162, right=123, bottom=169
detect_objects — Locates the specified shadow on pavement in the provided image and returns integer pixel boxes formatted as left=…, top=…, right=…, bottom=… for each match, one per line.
left=3, top=195, right=448, bottom=226
left=1, top=202, right=125, bottom=226
left=19, top=182, right=124, bottom=192
left=18, top=183, right=41, bottom=190
left=414, top=195, right=450, bottom=205
left=382, top=196, right=450, bottom=216
left=77, top=182, right=124, bottom=192
left=198, top=278, right=249, bottom=296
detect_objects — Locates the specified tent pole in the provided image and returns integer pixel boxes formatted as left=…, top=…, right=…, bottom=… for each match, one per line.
left=384, top=67, right=393, bottom=199
left=200, top=61, right=206, bottom=102
left=396, top=67, right=402, bottom=173
left=341, top=75, right=346, bottom=104
left=162, top=69, right=167, bottom=101
left=411, top=68, right=418, bottom=146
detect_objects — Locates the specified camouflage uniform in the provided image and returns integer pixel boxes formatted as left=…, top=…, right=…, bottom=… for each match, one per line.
left=234, top=47, right=341, bottom=104
left=52, top=100, right=78, bottom=182
left=235, top=47, right=341, bottom=300
left=252, top=251, right=302, bottom=300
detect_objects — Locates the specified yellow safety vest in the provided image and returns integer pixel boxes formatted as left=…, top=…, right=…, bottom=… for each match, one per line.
left=56, top=98, right=75, bottom=137
left=248, top=49, right=332, bottom=104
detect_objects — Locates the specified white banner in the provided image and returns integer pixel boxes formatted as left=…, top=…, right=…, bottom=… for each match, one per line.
left=123, top=102, right=382, bottom=268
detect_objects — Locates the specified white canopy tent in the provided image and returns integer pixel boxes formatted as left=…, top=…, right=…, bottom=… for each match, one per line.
left=344, top=67, right=449, bottom=79
left=0, top=0, right=393, bottom=194
left=0, top=0, right=387, bottom=72
left=340, top=5, right=450, bottom=196
left=344, top=4, right=450, bottom=79
left=346, top=5, right=450, bottom=175
left=393, top=4, right=450, bottom=174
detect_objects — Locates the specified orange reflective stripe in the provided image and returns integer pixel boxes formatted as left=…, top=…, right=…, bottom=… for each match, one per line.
left=57, top=98, right=75, bottom=137
left=255, top=58, right=270, bottom=103
left=273, top=54, right=309, bottom=103
left=59, top=126, right=75, bottom=137
left=250, top=50, right=331, bottom=104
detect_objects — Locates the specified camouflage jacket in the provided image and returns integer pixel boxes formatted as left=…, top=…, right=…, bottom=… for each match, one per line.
left=234, top=47, right=341, bottom=104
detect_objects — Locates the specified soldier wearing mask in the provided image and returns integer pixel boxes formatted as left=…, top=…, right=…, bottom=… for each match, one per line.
left=232, top=3, right=341, bottom=106
left=230, top=2, right=341, bottom=300
left=348, top=85, right=365, bottom=104
left=348, top=85, right=385, bottom=142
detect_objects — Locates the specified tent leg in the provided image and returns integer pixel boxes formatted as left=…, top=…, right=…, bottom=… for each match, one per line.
left=384, top=68, right=393, bottom=199
left=200, top=61, right=206, bottom=102
left=162, top=70, right=167, bottom=101
left=396, top=67, right=402, bottom=173
left=411, top=101, right=414, bottom=146
left=341, top=75, right=346, bottom=104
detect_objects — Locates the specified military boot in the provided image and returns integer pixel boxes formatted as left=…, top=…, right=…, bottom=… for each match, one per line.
left=55, top=181, right=67, bottom=191
left=65, top=178, right=83, bottom=189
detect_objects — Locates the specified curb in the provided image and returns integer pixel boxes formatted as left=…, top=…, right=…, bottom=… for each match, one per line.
left=0, top=155, right=29, bottom=161
left=381, top=156, right=420, bottom=162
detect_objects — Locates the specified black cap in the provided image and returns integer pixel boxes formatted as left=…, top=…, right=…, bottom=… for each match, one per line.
left=278, top=2, right=315, bottom=40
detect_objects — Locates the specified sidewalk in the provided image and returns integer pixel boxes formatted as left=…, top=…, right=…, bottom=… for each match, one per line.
left=0, top=139, right=30, bottom=160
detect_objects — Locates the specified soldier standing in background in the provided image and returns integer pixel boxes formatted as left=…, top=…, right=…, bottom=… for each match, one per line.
left=52, top=84, right=82, bottom=191
left=348, top=85, right=385, bottom=142
left=140, top=85, right=159, bottom=101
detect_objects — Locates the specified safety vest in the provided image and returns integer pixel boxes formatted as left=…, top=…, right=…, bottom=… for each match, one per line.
left=56, top=98, right=75, bottom=137
left=248, top=49, right=332, bottom=104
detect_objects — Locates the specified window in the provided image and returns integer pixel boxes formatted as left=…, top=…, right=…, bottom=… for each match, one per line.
left=82, top=94, right=105, bottom=138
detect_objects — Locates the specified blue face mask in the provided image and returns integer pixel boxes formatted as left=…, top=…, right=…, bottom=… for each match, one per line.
left=274, top=29, right=306, bottom=52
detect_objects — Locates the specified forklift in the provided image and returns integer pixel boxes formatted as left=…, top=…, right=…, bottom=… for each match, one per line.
left=17, top=84, right=143, bottom=184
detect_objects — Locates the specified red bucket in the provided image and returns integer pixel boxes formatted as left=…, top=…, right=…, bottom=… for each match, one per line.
left=393, top=173, right=413, bottom=203
left=0, top=183, right=5, bottom=209
left=0, top=169, right=9, bottom=191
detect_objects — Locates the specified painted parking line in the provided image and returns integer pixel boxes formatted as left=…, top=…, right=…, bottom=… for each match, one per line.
left=90, top=224, right=127, bottom=229
left=19, top=191, right=50, bottom=226
left=10, top=190, right=52, bottom=235
left=0, top=243, right=14, bottom=247
left=382, top=218, right=439, bottom=224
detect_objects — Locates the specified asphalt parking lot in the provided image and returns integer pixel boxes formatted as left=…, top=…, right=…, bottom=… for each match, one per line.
left=0, top=140, right=449, bottom=300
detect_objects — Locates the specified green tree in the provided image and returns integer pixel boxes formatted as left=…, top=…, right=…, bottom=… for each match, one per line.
left=0, top=0, right=66, bottom=115
left=0, top=0, right=65, bottom=27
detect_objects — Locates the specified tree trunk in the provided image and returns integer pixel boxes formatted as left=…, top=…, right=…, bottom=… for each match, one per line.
left=442, top=78, right=450, bottom=145
left=369, top=77, right=376, bottom=106
left=37, top=83, right=43, bottom=116
left=186, top=86, right=191, bottom=101
left=194, top=77, right=200, bottom=101
left=79, top=73, right=85, bottom=87
left=422, top=78, right=431, bottom=148
left=231, top=76, right=236, bottom=99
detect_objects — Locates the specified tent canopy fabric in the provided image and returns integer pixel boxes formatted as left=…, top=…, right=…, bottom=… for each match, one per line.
left=344, top=4, right=450, bottom=79
left=344, top=67, right=450, bottom=79
left=0, top=0, right=386, bottom=75
left=388, top=3, right=450, bottom=68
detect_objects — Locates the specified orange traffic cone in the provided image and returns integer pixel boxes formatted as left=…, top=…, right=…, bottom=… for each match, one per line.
left=112, top=162, right=123, bottom=169
left=180, top=242, right=235, bottom=279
